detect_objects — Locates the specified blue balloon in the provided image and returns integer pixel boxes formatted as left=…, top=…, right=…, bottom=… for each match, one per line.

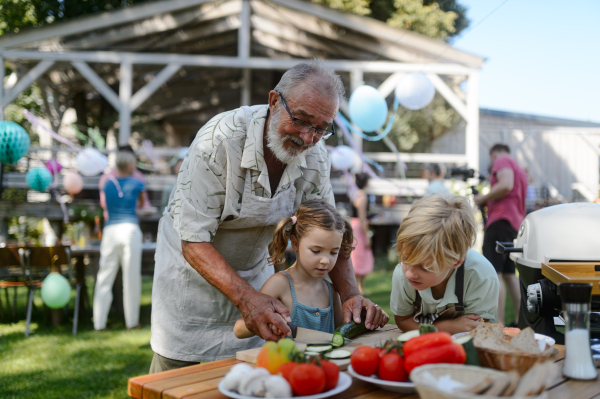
left=348, top=85, right=388, bottom=133
left=26, top=167, right=53, bottom=192
left=0, top=121, right=30, bottom=164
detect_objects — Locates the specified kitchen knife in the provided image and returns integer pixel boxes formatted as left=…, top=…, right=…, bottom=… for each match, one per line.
left=289, top=324, right=335, bottom=344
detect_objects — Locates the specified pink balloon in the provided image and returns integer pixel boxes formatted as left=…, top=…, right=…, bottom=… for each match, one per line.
left=63, top=171, right=84, bottom=195
left=45, top=158, right=63, bottom=175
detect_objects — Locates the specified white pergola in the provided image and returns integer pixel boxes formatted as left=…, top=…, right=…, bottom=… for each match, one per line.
left=0, top=0, right=484, bottom=170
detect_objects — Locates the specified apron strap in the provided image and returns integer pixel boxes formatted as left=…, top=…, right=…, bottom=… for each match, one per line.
left=454, top=260, right=465, bottom=312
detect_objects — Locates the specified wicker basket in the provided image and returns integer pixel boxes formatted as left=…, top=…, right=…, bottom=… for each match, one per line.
left=475, top=346, right=559, bottom=374
left=410, top=364, right=548, bottom=399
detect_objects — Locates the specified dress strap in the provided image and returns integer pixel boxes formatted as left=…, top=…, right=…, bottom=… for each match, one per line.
left=281, top=271, right=298, bottom=303
left=324, top=279, right=333, bottom=308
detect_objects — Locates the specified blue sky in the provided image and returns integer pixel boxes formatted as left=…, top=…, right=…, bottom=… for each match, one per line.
left=451, top=0, right=600, bottom=123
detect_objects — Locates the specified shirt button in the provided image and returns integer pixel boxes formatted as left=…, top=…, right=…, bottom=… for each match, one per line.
left=315, top=311, right=320, bottom=316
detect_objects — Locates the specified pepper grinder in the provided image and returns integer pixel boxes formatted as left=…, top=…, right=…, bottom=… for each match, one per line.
left=559, top=282, right=598, bottom=380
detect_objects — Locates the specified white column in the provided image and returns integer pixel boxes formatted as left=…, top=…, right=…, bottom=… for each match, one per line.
left=241, top=68, right=251, bottom=106
left=465, top=70, right=479, bottom=172
left=350, top=68, right=363, bottom=153
left=239, top=0, right=251, bottom=106
left=119, top=60, right=132, bottom=146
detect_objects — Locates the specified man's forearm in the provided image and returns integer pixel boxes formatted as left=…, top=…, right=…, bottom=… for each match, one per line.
left=329, top=256, right=360, bottom=303
left=181, top=241, right=255, bottom=308
left=482, top=183, right=511, bottom=203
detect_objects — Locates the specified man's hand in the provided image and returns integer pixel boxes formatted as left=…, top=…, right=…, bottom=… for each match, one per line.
left=239, top=291, right=292, bottom=341
left=342, top=295, right=389, bottom=329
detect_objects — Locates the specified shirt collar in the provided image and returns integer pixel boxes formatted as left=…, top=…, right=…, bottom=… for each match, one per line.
left=240, top=105, right=307, bottom=195
left=418, top=269, right=458, bottom=308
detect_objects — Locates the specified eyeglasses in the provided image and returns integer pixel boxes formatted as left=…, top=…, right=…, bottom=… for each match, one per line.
left=276, top=91, right=335, bottom=140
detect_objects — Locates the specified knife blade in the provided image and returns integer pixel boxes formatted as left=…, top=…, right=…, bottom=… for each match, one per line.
left=289, top=324, right=335, bottom=344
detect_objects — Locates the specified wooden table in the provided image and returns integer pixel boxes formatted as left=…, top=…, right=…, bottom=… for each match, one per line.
left=128, top=344, right=600, bottom=399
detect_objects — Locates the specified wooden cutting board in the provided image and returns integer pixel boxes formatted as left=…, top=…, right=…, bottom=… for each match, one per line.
left=235, top=324, right=400, bottom=370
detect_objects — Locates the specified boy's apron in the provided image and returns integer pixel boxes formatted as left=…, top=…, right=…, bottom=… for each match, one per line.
left=151, top=110, right=297, bottom=362
left=413, top=262, right=465, bottom=324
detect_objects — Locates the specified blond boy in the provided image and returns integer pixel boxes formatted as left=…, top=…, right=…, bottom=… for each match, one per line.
left=391, top=195, right=500, bottom=334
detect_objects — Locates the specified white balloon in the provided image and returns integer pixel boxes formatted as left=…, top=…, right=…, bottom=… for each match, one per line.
left=330, top=145, right=356, bottom=170
left=394, top=73, right=436, bottom=110
left=76, top=148, right=108, bottom=176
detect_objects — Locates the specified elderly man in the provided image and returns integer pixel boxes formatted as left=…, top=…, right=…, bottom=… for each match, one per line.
left=150, top=59, right=387, bottom=372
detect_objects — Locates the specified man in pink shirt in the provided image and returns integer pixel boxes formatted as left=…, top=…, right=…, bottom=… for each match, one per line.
left=475, top=143, right=528, bottom=326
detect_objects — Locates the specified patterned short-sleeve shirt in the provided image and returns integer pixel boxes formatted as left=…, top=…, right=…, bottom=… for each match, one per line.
left=169, top=105, right=335, bottom=243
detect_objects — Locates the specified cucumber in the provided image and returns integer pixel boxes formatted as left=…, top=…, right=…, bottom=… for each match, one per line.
left=325, top=349, right=352, bottom=359
left=418, top=324, right=438, bottom=334
left=335, top=318, right=369, bottom=339
left=305, top=344, right=333, bottom=353
left=397, top=330, right=420, bottom=342
left=455, top=334, right=480, bottom=366
left=331, top=332, right=345, bottom=347
left=304, top=351, right=321, bottom=357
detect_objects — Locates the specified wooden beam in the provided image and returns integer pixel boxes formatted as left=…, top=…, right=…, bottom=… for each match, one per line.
left=426, top=73, right=468, bottom=121
left=350, top=69, right=363, bottom=153
left=252, top=31, right=327, bottom=58
left=3, top=50, right=475, bottom=74
left=71, top=61, right=122, bottom=111
left=59, top=1, right=242, bottom=50
left=364, top=152, right=468, bottom=164
left=239, top=0, right=251, bottom=59
left=241, top=69, right=251, bottom=106
left=1, top=60, right=54, bottom=107
left=119, top=60, right=133, bottom=145
left=130, top=63, right=181, bottom=111
left=0, top=57, right=4, bottom=119
left=377, top=72, right=404, bottom=98
left=465, top=71, right=479, bottom=171
left=264, top=0, right=484, bottom=68
left=0, top=0, right=226, bottom=49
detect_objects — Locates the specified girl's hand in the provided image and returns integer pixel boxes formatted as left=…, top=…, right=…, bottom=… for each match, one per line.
left=267, top=314, right=291, bottom=338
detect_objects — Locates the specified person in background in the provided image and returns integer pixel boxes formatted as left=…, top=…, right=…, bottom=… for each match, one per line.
left=474, top=143, right=527, bottom=327
left=350, top=173, right=374, bottom=295
left=93, top=151, right=146, bottom=330
left=524, top=168, right=537, bottom=214
left=160, top=148, right=188, bottom=212
left=99, top=144, right=152, bottom=221
left=422, top=163, right=451, bottom=197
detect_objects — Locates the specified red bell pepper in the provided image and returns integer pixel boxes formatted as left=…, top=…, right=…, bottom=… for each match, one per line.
left=402, top=331, right=453, bottom=358
left=404, top=343, right=466, bottom=374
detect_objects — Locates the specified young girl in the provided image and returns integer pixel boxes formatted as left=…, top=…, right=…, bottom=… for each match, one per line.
left=234, top=200, right=372, bottom=338
left=391, top=195, right=500, bottom=334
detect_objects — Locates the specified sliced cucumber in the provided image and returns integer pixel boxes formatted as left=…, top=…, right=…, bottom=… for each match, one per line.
left=304, top=351, right=321, bottom=357
left=325, top=349, right=352, bottom=359
left=455, top=334, right=480, bottom=366
left=397, top=330, right=420, bottom=342
left=305, top=344, right=333, bottom=353
left=332, top=332, right=345, bottom=347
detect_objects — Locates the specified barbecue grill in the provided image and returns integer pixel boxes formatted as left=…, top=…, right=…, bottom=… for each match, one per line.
left=495, top=203, right=600, bottom=344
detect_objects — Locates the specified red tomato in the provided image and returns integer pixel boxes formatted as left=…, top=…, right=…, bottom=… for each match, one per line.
left=404, top=343, right=466, bottom=375
left=289, top=363, right=326, bottom=395
left=403, top=332, right=453, bottom=358
left=320, top=360, right=340, bottom=391
left=276, top=361, right=297, bottom=382
left=378, top=352, right=408, bottom=382
left=350, top=346, right=380, bottom=376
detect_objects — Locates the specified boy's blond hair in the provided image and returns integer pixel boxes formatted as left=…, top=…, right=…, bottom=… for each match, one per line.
left=397, top=194, right=476, bottom=274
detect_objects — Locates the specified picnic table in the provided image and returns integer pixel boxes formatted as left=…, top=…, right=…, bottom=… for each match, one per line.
left=128, top=344, right=600, bottom=399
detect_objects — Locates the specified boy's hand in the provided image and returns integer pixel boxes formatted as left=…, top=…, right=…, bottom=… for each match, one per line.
left=434, top=314, right=483, bottom=334
left=459, top=314, right=484, bottom=331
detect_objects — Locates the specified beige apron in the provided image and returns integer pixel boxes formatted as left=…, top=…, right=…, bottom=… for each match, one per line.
left=413, top=262, right=465, bottom=324
left=151, top=136, right=296, bottom=362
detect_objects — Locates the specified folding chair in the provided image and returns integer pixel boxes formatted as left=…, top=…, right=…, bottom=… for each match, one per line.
left=0, top=247, right=29, bottom=322
left=22, top=245, right=81, bottom=336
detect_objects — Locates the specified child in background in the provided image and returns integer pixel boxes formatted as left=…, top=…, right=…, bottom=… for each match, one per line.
left=234, top=200, right=389, bottom=338
left=391, top=195, right=499, bottom=334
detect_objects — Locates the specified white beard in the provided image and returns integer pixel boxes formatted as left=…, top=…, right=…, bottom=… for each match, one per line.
left=266, top=108, right=312, bottom=165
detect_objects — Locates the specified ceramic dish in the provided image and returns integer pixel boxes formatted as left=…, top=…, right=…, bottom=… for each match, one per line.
left=347, top=365, right=416, bottom=393
left=218, top=372, right=352, bottom=399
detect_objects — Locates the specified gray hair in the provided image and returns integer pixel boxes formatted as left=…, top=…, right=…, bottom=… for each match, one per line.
left=116, top=151, right=137, bottom=173
left=274, top=59, right=345, bottom=102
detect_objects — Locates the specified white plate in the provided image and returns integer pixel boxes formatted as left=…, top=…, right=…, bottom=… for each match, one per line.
left=347, top=365, right=416, bottom=393
left=218, top=372, right=352, bottom=399
left=451, top=332, right=556, bottom=351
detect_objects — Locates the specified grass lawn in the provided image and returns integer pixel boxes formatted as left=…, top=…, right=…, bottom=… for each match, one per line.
left=1, top=257, right=515, bottom=399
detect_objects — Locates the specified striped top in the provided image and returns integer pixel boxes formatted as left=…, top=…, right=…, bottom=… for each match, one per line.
left=281, top=271, right=335, bottom=334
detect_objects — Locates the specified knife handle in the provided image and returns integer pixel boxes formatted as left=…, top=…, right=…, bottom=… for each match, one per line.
left=289, top=323, right=297, bottom=339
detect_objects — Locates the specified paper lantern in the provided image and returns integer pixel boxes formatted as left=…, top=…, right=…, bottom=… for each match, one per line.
left=41, top=272, right=71, bottom=309
left=76, top=148, right=107, bottom=176
left=348, top=85, right=388, bottom=133
left=0, top=121, right=30, bottom=165
left=63, top=171, right=84, bottom=195
left=45, top=158, right=63, bottom=175
left=26, top=167, right=53, bottom=192
left=394, top=73, right=436, bottom=110
left=330, top=145, right=356, bottom=170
